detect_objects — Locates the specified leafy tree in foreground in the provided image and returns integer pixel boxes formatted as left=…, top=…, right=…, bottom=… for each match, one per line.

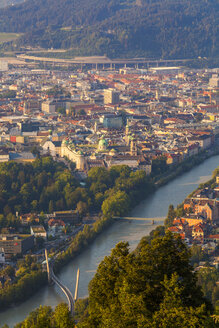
left=145, top=274, right=215, bottom=328
left=14, top=303, right=75, bottom=328
left=15, top=305, right=52, bottom=328
left=197, top=267, right=219, bottom=306
left=52, top=303, right=75, bottom=328
left=84, top=232, right=213, bottom=328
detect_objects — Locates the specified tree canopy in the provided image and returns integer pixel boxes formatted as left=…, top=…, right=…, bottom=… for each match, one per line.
left=81, top=232, right=214, bottom=327
left=0, top=255, right=47, bottom=310
left=14, top=303, right=75, bottom=328
left=3, top=233, right=218, bottom=327
left=0, top=157, right=83, bottom=220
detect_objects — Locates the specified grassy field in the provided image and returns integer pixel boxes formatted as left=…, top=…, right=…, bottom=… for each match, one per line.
left=0, top=33, right=21, bottom=43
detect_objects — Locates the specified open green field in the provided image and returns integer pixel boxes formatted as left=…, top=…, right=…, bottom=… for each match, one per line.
left=0, top=32, right=21, bottom=43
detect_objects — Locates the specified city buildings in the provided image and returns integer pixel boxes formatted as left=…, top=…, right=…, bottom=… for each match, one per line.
left=0, top=60, right=8, bottom=72
left=0, top=63, right=219, bottom=180
left=209, top=74, right=219, bottom=88
left=0, top=64, right=219, bottom=176
left=30, top=226, right=47, bottom=240
left=104, top=88, right=120, bottom=104
left=41, top=100, right=56, bottom=114
left=0, top=61, right=218, bottom=286
left=0, top=234, right=34, bottom=258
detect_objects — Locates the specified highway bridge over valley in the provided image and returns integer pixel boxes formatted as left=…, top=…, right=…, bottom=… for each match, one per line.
left=16, top=54, right=193, bottom=68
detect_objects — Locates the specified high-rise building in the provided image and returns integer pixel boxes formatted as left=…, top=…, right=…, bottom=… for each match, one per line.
left=0, top=60, right=8, bottom=71
left=209, top=74, right=219, bottom=88
left=104, top=89, right=120, bottom=104
left=41, top=100, right=56, bottom=114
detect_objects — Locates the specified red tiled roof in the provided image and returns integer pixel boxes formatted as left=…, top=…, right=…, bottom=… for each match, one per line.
left=208, top=234, right=219, bottom=239
left=168, top=226, right=181, bottom=233
left=48, top=219, right=65, bottom=227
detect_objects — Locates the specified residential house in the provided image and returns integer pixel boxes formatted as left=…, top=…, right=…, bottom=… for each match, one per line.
left=192, top=224, right=205, bottom=243
left=30, top=225, right=47, bottom=240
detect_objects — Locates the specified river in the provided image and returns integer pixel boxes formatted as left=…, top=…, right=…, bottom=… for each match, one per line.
left=1, top=154, right=219, bottom=327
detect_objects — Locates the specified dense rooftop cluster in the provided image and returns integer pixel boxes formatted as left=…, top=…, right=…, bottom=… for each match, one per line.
left=0, top=65, right=218, bottom=173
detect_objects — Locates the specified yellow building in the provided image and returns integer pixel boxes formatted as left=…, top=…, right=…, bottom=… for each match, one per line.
left=61, top=140, right=86, bottom=170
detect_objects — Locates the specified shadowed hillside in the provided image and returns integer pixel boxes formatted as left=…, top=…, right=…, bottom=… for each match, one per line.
left=0, top=0, right=218, bottom=58
left=0, top=0, right=24, bottom=8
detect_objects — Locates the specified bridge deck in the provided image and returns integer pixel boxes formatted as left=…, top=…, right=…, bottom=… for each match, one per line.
left=17, top=54, right=193, bottom=65
left=114, top=217, right=165, bottom=221
left=50, top=268, right=74, bottom=315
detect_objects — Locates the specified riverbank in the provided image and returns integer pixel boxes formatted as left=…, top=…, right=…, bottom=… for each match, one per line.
left=0, top=270, right=47, bottom=311
left=2, top=153, right=219, bottom=327
left=1, top=146, right=219, bottom=314
left=154, top=146, right=219, bottom=187
left=53, top=216, right=113, bottom=273
left=54, top=146, right=219, bottom=271
left=146, top=148, right=219, bottom=238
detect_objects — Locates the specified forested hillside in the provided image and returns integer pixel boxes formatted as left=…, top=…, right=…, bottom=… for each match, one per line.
left=0, top=0, right=24, bottom=8
left=0, top=0, right=218, bottom=58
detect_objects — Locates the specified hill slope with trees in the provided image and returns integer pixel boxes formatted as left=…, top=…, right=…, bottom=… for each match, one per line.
left=13, top=233, right=218, bottom=328
left=0, top=0, right=218, bottom=59
left=0, top=0, right=24, bottom=8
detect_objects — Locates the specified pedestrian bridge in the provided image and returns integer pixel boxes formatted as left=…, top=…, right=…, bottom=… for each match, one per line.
left=50, top=267, right=75, bottom=314
left=114, top=217, right=165, bottom=222
left=44, top=250, right=79, bottom=315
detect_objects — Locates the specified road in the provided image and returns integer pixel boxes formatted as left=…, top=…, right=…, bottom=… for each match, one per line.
left=16, top=54, right=193, bottom=66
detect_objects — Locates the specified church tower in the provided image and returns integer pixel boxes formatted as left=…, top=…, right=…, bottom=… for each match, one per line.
left=130, top=138, right=137, bottom=156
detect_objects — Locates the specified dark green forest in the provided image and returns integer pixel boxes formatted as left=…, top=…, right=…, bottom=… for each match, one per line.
left=0, top=0, right=218, bottom=58
left=0, top=158, right=153, bottom=225
left=0, top=157, right=81, bottom=218
left=14, top=303, right=75, bottom=328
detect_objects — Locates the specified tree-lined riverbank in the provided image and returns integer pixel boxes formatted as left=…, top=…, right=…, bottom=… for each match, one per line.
left=0, top=149, right=219, bottom=314
left=0, top=148, right=218, bottom=316
left=1, top=154, right=219, bottom=327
